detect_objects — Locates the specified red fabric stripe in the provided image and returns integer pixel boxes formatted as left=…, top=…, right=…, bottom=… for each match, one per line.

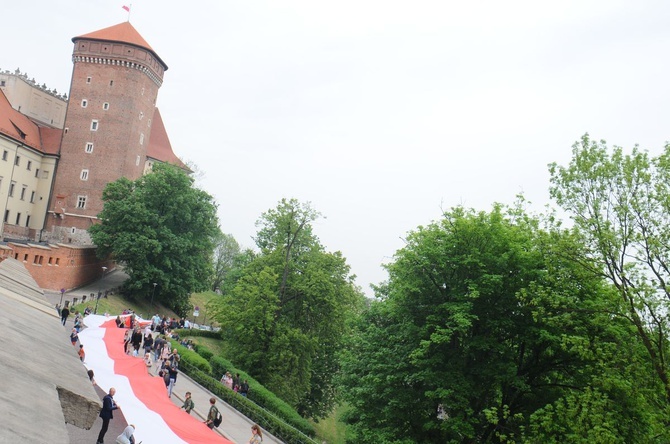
left=101, top=320, right=232, bottom=444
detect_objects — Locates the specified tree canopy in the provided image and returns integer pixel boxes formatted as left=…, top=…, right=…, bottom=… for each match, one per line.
left=339, top=204, right=666, bottom=443
left=211, top=198, right=365, bottom=418
left=89, top=163, right=220, bottom=314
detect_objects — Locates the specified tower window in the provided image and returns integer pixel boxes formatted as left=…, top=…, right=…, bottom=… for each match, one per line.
left=2, top=150, right=7, bottom=161
left=103, top=102, right=110, bottom=110
left=3, top=210, right=7, bottom=223
left=26, top=160, right=31, bottom=171
left=139, top=133, right=144, bottom=145
left=20, top=186, right=27, bottom=201
left=25, top=215, right=30, bottom=227
left=85, top=142, right=94, bottom=153
left=136, top=155, right=141, bottom=166
left=8, top=182, right=15, bottom=197
left=80, top=169, right=89, bottom=181
left=15, top=213, right=20, bottom=225
left=76, top=196, right=87, bottom=209
left=86, top=77, right=91, bottom=84
left=35, top=168, right=40, bottom=178
left=148, top=119, right=152, bottom=128
left=30, top=191, right=35, bottom=203
left=91, top=120, right=98, bottom=131
left=14, top=155, right=20, bottom=166
left=109, top=80, right=114, bottom=86
left=81, top=99, right=88, bottom=108
left=139, top=111, right=144, bottom=120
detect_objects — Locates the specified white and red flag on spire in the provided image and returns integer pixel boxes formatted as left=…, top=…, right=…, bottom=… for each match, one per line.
left=122, top=4, right=130, bottom=12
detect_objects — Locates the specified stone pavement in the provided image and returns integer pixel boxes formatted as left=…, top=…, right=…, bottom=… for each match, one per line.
left=45, top=269, right=284, bottom=444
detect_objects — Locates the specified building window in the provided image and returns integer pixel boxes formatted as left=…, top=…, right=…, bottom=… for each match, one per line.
left=148, top=119, right=152, bottom=128
left=0, top=80, right=5, bottom=87
left=86, top=77, right=91, bottom=84
left=109, top=80, right=114, bottom=86
left=25, top=215, right=30, bottom=227
left=26, top=160, right=31, bottom=171
left=77, top=196, right=87, bottom=209
left=15, top=213, right=20, bottom=225
left=139, top=133, right=144, bottom=145
left=14, top=155, right=20, bottom=166
left=85, top=142, right=94, bottom=153
left=2, top=150, right=7, bottom=161
left=64, top=128, right=68, bottom=134
left=136, top=155, right=141, bottom=166
left=81, top=99, right=88, bottom=108
left=42, top=171, right=49, bottom=179
left=80, top=169, right=89, bottom=181
left=30, top=191, right=35, bottom=203
left=23, top=254, right=28, bottom=262
left=35, top=168, right=40, bottom=178
left=8, top=182, right=15, bottom=197
left=48, top=257, right=52, bottom=265
left=91, top=120, right=98, bottom=131
left=3, top=210, right=8, bottom=223
left=103, top=102, right=109, bottom=110
left=20, top=186, right=26, bottom=201
left=141, top=87, right=145, bottom=96
left=139, top=111, right=144, bottom=120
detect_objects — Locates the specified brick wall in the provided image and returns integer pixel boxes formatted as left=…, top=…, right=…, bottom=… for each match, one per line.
left=6, top=242, right=112, bottom=291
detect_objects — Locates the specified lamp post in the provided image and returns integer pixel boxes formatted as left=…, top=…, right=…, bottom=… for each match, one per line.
left=151, top=282, right=157, bottom=307
left=58, top=288, right=65, bottom=308
left=94, top=266, right=108, bottom=314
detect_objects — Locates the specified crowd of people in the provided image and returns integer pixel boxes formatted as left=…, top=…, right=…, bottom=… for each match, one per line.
left=61, top=309, right=265, bottom=443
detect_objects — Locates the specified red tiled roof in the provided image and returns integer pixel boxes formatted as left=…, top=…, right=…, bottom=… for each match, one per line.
left=147, top=108, right=188, bottom=171
left=73, top=22, right=167, bottom=70
left=40, top=127, right=63, bottom=155
left=0, top=90, right=61, bottom=155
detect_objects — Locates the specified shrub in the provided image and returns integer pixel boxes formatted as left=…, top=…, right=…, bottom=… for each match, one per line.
left=168, top=340, right=211, bottom=374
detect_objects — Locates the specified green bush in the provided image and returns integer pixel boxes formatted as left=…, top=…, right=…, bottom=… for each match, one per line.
left=209, top=356, right=314, bottom=437
left=168, top=340, right=212, bottom=374
left=193, top=344, right=213, bottom=361
left=181, top=361, right=317, bottom=444
left=173, top=328, right=221, bottom=339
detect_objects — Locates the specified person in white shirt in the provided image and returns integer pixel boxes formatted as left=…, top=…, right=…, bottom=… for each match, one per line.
left=116, top=424, right=135, bottom=444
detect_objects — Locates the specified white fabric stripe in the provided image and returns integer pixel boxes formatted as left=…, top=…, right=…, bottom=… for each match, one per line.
left=79, top=314, right=187, bottom=444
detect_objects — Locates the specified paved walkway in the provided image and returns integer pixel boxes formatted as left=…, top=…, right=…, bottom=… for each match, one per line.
left=46, top=270, right=284, bottom=444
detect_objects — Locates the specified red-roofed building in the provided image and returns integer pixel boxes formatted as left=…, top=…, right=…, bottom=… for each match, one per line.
left=0, top=22, right=189, bottom=290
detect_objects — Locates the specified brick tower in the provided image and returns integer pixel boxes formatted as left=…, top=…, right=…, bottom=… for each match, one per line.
left=46, top=22, right=168, bottom=242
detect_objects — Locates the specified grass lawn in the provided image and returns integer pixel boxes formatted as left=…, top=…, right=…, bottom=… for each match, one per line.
left=311, top=402, right=351, bottom=444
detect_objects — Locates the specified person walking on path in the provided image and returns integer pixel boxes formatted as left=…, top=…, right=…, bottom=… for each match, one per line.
left=248, top=424, right=263, bottom=443
left=97, top=387, right=119, bottom=444
left=60, top=305, right=70, bottom=326
left=204, top=397, right=220, bottom=429
left=115, top=424, right=136, bottom=444
left=180, top=391, right=194, bottom=414
left=70, top=328, right=79, bottom=346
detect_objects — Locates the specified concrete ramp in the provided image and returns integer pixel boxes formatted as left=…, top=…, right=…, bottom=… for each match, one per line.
left=0, top=258, right=101, bottom=443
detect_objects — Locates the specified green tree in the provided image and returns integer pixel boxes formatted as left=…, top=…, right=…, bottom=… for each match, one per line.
left=549, top=134, right=670, bottom=404
left=90, top=163, right=220, bottom=314
left=211, top=232, right=241, bottom=292
left=212, top=198, right=364, bottom=418
left=339, top=205, right=665, bottom=443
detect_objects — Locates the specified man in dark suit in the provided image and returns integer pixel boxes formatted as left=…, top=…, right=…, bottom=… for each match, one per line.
left=97, top=387, right=119, bottom=444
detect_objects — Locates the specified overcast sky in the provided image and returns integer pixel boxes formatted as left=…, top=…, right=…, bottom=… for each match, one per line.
left=3, top=1, right=670, bottom=296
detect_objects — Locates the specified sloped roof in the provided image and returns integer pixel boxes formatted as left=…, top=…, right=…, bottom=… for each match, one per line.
left=73, top=22, right=167, bottom=70
left=0, top=90, right=61, bottom=155
left=147, top=108, right=188, bottom=171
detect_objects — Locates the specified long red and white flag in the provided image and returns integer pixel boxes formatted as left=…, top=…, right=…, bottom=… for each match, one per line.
left=122, top=5, right=131, bottom=12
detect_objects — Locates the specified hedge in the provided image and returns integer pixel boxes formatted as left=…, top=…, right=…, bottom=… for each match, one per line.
left=180, top=360, right=318, bottom=444
left=209, top=356, right=314, bottom=436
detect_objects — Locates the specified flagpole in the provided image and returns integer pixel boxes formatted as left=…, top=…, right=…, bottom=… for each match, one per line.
left=127, top=4, right=132, bottom=22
